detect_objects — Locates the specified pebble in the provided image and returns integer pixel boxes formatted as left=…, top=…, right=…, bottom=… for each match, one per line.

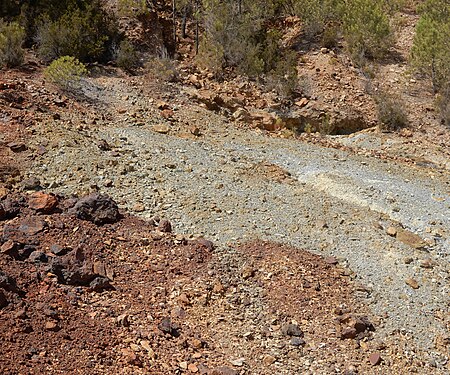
left=263, top=355, right=277, bottom=366
left=368, top=352, right=382, bottom=366
left=405, top=278, right=419, bottom=289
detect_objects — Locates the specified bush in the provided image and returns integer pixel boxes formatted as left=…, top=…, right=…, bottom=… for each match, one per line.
left=36, top=0, right=118, bottom=63
left=341, top=0, right=393, bottom=63
left=44, top=56, right=88, bottom=91
left=293, top=0, right=337, bottom=37
left=374, top=90, right=408, bottom=131
left=116, top=39, right=140, bottom=71
left=0, top=21, right=25, bottom=68
left=265, top=50, right=299, bottom=98
left=145, top=51, right=178, bottom=83
left=411, top=0, right=450, bottom=92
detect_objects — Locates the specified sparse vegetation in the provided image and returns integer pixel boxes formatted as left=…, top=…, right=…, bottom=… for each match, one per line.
left=375, top=90, right=408, bottom=131
left=116, top=39, right=140, bottom=72
left=35, top=1, right=118, bottom=63
left=0, top=21, right=25, bottom=68
left=145, top=52, right=179, bottom=83
left=44, top=56, right=88, bottom=91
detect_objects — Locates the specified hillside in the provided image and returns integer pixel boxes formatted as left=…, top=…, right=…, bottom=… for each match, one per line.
left=0, top=1, right=449, bottom=374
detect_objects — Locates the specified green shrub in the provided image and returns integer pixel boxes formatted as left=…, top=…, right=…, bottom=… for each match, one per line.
left=293, top=0, right=338, bottom=36
left=374, top=90, right=408, bottom=131
left=341, top=0, right=393, bottom=63
left=198, top=0, right=298, bottom=89
left=0, top=21, right=25, bottom=68
left=266, top=50, right=299, bottom=98
left=411, top=0, right=450, bottom=92
left=116, top=39, right=140, bottom=71
left=44, top=56, right=88, bottom=91
left=36, top=1, right=118, bottom=63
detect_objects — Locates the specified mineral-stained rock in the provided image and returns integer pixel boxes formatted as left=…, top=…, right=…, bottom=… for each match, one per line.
left=70, top=194, right=121, bottom=225
left=28, top=192, right=58, bottom=213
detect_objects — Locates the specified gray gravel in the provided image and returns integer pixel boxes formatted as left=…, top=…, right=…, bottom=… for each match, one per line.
left=30, top=80, right=449, bottom=357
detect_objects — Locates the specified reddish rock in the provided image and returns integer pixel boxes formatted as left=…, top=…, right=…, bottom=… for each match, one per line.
left=158, top=219, right=172, bottom=233
left=369, top=352, right=382, bottom=365
left=1, top=240, right=16, bottom=255
left=28, top=192, right=58, bottom=213
left=160, top=109, right=174, bottom=119
left=18, top=217, right=46, bottom=236
left=120, top=348, right=142, bottom=367
left=45, top=321, right=59, bottom=331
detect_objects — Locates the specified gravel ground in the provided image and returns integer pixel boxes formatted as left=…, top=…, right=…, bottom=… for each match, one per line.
left=28, top=78, right=449, bottom=366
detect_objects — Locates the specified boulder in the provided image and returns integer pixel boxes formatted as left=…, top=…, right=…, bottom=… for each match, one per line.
left=70, top=194, right=121, bottom=225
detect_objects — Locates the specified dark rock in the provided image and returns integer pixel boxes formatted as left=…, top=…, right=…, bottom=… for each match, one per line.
left=0, top=271, right=18, bottom=293
left=0, top=166, right=20, bottom=182
left=7, top=142, right=27, bottom=152
left=18, top=245, right=36, bottom=260
left=0, top=290, right=8, bottom=308
left=22, top=177, right=41, bottom=191
left=70, top=194, right=121, bottom=225
left=339, top=315, right=374, bottom=340
left=290, top=337, right=306, bottom=347
left=341, top=327, right=357, bottom=339
left=0, top=198, right=20, bottom=220
left=50, top=244, right=71, bottom=256
left=281, top=323, right=304, bottom=337
left=89, top=276, right=112, bottom=292
left=28, top=192, right=58, bottom=213
left=158, top=317, right=180, bottom=337
left=195, top=238, right=214, bottom=251
left=97, top=139, right=110, bottom=151
left=158, top=219, right=172, bottom=233
left=28, top=251, right=48, bottom=263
